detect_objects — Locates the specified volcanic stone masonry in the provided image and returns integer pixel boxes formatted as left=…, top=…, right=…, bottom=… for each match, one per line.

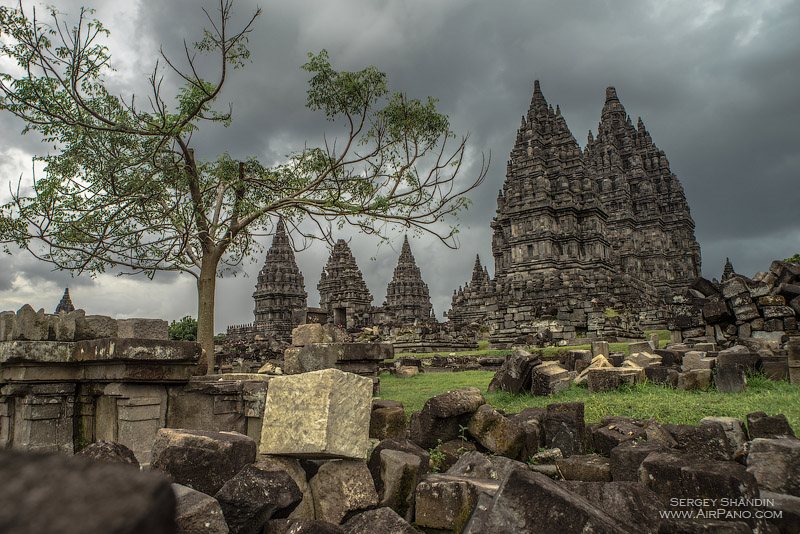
left=317, top=239, right=375, bottom=330
left=379, top=235, right=434, bottom=325
left=449, top=82, right=702, bottom=345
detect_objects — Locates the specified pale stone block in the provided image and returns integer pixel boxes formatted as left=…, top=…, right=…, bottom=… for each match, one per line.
left=260, top=368, right=372, bottom=459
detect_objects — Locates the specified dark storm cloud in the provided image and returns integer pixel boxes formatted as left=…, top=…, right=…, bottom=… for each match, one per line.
left=1, top=0, right=799, bottom=326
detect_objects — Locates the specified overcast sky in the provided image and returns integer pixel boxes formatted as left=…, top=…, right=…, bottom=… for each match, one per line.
left=1, top=0, right=799, bottom=331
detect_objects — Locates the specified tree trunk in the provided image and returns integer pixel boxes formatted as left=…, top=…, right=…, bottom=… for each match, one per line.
left=196, top=255, right=218, bottom=374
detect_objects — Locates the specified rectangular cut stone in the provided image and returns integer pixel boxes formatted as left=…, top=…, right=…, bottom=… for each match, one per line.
left=732, top=304, right=760, bottom=322
left=260, top=368, right=372, bottom=459
left=721, top=278, right=748, bottom=299
left=762, top=306, right=794, bottom=319
left=117, top=319, right=169, bottom=340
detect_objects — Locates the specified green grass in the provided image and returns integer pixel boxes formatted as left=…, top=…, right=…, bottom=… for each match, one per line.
left=377, top=371, right=800, bottom=429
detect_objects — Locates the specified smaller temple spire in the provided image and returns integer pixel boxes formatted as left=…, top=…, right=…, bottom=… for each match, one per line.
left=55, top=288, right=75, bottom=314
left=722, top=257, right=735, bottom=282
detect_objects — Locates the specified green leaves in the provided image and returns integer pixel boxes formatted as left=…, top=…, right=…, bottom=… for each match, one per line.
left=302, top=50, right=387, bottom=119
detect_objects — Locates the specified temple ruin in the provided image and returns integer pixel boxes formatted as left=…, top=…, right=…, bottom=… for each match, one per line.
left=379, top=236, right=434, bottom=325
left=449, top=82, right=702, bottom=345
left=317, top=239, right=374, bottom=330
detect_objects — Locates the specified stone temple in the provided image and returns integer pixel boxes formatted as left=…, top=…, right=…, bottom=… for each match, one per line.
left=449, top=82, right=701, bottom=345
left=379, top=236, right=434, bottom=325
left=317, top=239, right=374, bottom=330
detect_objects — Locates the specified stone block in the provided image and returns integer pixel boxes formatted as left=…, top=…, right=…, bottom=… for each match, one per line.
left=763, top=305, right=795, bottom=319
left=681, top=351, right=712, bottom=371
left=173, top=483, right=230, bottom=534
left=575, top=354, right=613, bottom=385
left=699, top=417, right=747, bottom=453
left=309, top=460, right=378, bottom=525
left=627, top=341, right=654, bottom=353
left=117, top=318, right=169, bottom=340
left=75, top=314, right=118, bottom=340
left=733, top=303, right=760, bottom=322
left=556, top=454, right=612, bottom=481
left=367, top=438, right=429, bottom=499
left=644, top=367, right=679, bottom=387
left=591, top=341, right=610, bottom=358
left=255, top=455, right=315, bottom=520
left=702, top=300, right=731, bottom=323
left=721, top=278, right=748, bottom=299
left=414, top=473, right=499, bottom=533
left=214, top=465, right=302, bottom=534
left=746, top=437, right=800, bottom=496
left=467, top=404, right=524, bottom=458
left=264, top=519, right=344, bottom=533
left=759, top=295, right=787, bottom=306
left=746, top=412, right=796, bottom=439
left=478, top=470, right=623, bottom=533
left=14, top=305, right=49, bottom=341
left=640, top=451, right=759, bottom=527
left=408, top=387, right=485, bottom=449
left=561, top=481, right=663, bottom=533
left=587, top=367, right=643, bottom=393
left=369, top=405, right=406, bottom=441
left=610, top=441, right=667, bottom=481
left=0, top=311, right=16, bottom=341
left=487, top=348, right=539, bottom=393
left=75, top=440, right=139, bottom=468
left=342, top=507, right=417, bottom=534
left=591, top=421, right=646, bottom=456
left=664, top=424, right=734, bottom=461
left=714, top=365, right=746, bottom=393
left=625, top=352, right=661, bottom=368
left=446, top=450, right=528, bottom=482
left=542, top=402, right=585, bottom=457
left=530, top=361, right=571, bottom=395
left=260, top=369, right=372, bottom=459
left=292, top=323, right=326, bottom=346
left=0, top=449, right=175, bottom=534
left=378, top=450, right=424, bottom=522
left=677, top=369, right=712, bottom=391
left=150, top=428, right=256, bottom=496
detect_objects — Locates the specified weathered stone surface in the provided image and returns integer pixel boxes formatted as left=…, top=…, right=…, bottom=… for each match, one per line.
left=574, top=354, right=613, bottom=385
left=283, top=343, right=391, bottom=374
left=150, top=429, right=256, bottom=496
left=656, top=519, right=751, bottom=533
left=377, top=449, right=424, bottom=522
left=75, top=314, right=118, bottom=340
left=173, top=483, right=229, bottom=534
left=747, top=411, right=796, bottom=439
left=414, top=473, right=499, bottom=533
left=14, top=305, right=50, bottom=341
left=0, top=449, right=175, bottom=534
left=342, top=507, right=418, bottom=534
left=214, top=465, right=301, bottom=534
left=758, top=490, right=800, bottom=534
left=640, top=451, right=759, bottom=505
left=76, top=440, right=139, bottom=468
left=434, top=439, right=477, bottom=472
left=118, top=318, right=169, bottom=340
left=446, top=450, right=527, bottom=482
left=466, top=404, right=524, bottom=458
left=487, top=348, right=540, bottom=393
left=591, top=421, right=646, bottom=456
left=542, top=402, right=585, bottom=457
left=309, top=460, right=378, bottom=525
left=664, top=424, right=734, bottom=461
left=394, top=366, right=418, bottom=378
left=702, top=300, right=732, bottom=323
left=369, top=404, right=406, bottom=441
left=255, top=455, right=315, bottom=520
left=0, top=310, right=16, bottom=341
left=676, top=369, right=712, bottom=391
left=561, top=481, right=663, bottom=534
left=610, top=441, right=667, bottom=481
left=556, top=454, right=612, bottom=482
left=529, top=447, right=563, bottom=465
left=367, top=439, right=429, bottom=498
left=644, top=366, right=679, bottom=387
left=461, top=491, right=494, bottom=534
left=587, top=366, right=643, bottom=392
left=479, top=469, right=626, bottom=533
left=292, top=324, right=325, bottom=346
left=699, top=417, right=747, bottom=453
left=746, top=438, right=800, bottom=496
left=509, top=408, right=544, bottom=460
left=530, top=361, right=571, bottom=395
left=714, top=364, right=746, bottom=393
left=264, top=519, right=344, bottom=534
left=409, top=387, right=485, bottom=449
left=643, top=419, right=678, bottom=448
left=625, top=352, right=661, bottom=368
left=260, top=369, right=372, bottom=459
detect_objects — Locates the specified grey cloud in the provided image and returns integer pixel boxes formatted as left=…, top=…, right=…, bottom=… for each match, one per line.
left=1, top=0, right=798, bottom=327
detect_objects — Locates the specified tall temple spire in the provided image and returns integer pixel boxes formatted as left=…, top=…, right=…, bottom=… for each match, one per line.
left=318, top=239, right=373, bottom=330
left=55, top=288, right=75, bottom=314
left=383, top=235, right=433, bottom=324
left=530, top=79, right=548, bottom=111
left=252, top=216, right=307, bottom=341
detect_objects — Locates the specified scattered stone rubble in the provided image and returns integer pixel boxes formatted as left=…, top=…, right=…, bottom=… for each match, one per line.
left=4, top=380, right=797, bottom=533
left=673, top=260, right=800, bottom=354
